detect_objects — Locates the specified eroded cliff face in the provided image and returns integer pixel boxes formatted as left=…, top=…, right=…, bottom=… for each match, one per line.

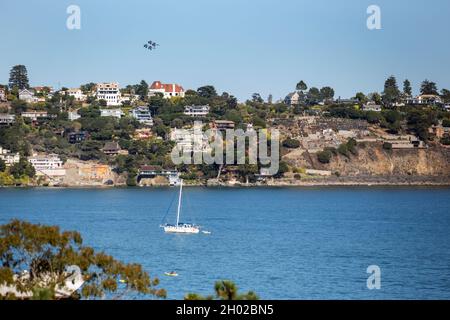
left=283, top=143, right=450, bottom=177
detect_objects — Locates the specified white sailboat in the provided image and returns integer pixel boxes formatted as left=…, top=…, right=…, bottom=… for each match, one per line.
left=161, top=179, right=200, bottom=234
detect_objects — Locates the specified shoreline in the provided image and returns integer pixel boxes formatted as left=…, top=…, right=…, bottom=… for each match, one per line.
left=2, top=176, right=450, bottom=189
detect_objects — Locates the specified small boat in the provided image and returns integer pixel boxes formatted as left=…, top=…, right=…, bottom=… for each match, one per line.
left=161, top=179, right=201, bottom=234
left=202, top=230, right=211, bottom=235
left=119, top=279, right=126, bottom=283
left=164, top=271, right=178, bottom=277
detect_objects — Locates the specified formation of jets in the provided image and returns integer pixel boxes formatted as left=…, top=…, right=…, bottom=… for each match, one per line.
left=144, top=40, right=159, bottom=51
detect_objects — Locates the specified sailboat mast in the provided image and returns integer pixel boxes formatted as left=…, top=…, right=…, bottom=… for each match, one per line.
left=176, top=179, right=183, bottom=226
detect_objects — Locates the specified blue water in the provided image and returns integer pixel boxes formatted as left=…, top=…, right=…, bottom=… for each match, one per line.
left=0, top=187, right=449, bottom=300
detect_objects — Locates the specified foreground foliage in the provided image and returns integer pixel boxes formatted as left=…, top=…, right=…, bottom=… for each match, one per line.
left=0, top=220, right=166, bottom=300
left=185, top=280, right=259, bottom=300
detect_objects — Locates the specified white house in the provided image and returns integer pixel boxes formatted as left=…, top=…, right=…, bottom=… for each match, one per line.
left=407, top=94, right=443, bottom=105
left=100, top=108, right=124, bottom=118
left=184, top=105, right=210, bottom=117
left=67, top=88, right=86, bottom=102
left=119, top=93, right=139, bottom=105
left=0, top=147, right=20, bottom=166
left=96, top=83, right=121, bottom=106
left=28, top=153, right=66, bottom=176
left=68, top=110, right=81, bottom=121
left=362, top=102, right=382, bottom=112
left=148, top=81, right=185, bottom=99
left=284, top=92, right=301, bottom=106
left=19, top=89, right=38, bottom=103
left=0, top=114, right=15, bottom=125
left=131, top=106, right=153, bottom=126
left=170, top=122, right=209, bottom=153
left=21, top=111, right=51, bottom=121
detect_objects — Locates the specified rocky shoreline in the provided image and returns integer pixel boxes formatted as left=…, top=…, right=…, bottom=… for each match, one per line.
left=3, top=175, right=449, bottom=188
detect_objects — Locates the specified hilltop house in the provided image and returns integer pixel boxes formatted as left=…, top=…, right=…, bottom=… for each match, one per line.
left=284, top=92, right=301, bottom=106
left=119, top=93, right=139, bottom=104
left=28, top=153, right=66, bottom=176
left=407, top=94, right=443, bottom=106
left=362, top=102, right=382, bottom=112
left=68, top=110, right=81, bottom=121
left=96, top=83, right=121, bottom=106
left=335, top=97, right=359, bottom=105
left=210, top=120, right=235, bottom=130
left=102, top=141, right=127, bottom=156
left=21, top=111, right=54, bottom=122
left=0, top=114, right=15, bottom=126
left=19, top=89, right=38, bottom=103
left=0, top=147, right=20, bottom=166
left=67, top=88, right=86, bottom=102
left=33, top=86, right=54, bottom=94
left=100, top=108, right=124, bottom=118
left=131, top=106, right=153, bottom=126
left=148, top=81, right=185, bottom=99
left=184, top=105, right=210, bottom=117
left=67, top=131, right=88, bottom=144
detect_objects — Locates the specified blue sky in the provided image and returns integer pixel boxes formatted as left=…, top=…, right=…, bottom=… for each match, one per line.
left=0, top=0, right=449, bottom=101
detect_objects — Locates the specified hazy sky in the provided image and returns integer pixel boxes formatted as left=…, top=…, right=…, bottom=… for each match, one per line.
left=0, top=0, right=449, bottom=101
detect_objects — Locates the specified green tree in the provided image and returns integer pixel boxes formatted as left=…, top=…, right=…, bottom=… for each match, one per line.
left=80, top=82, right=96, bottom=94
left=11, top=100, right=28, bottom=114
left=296, top=80, right=307, bottom=92
left=353, top=92, right=367, bottom=104
left=197, top=85, right=217, bottom=98
left=365, top=111, right=383, bottom=124
left=368, top=92, right=382, bottom=105
left=440, top=89, right=450, bottom=103
left=320, top=86, right=335, bottom=101
left=382, top=76, right=401, bottom=106
left=420, top=80, right=438, bottom=95
left=282, top=138, right=300, bottom=149
left=403, top=79, right=412, bottom=97
left=307, top=87, right=321, bottom=103
left=251, top=93, right=263, bottom=103
left=8, top=65, right=29, bottom=90
left=317, top=150, right=332, bottom=164
left=226, top=95, right=238, bottom=109
left=0, top=159, right=6, bottom=172
left=136, top=80, right=149, bottom=101
left=0, top=220, right=166, bottom=300
left=9, top=158, right=35, bottom=179
left=185, top=280, right=258, bottom=300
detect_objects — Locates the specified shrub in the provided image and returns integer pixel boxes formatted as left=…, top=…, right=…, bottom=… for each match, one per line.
left=282, top=138, right=300, bottom=149
left=317, top=150, right=332, bottom=164
left=440, top=137, right=450, bottom=146
left=383, top=142, right=392, bottom=150
left=337, top=143, right=349, bottom=156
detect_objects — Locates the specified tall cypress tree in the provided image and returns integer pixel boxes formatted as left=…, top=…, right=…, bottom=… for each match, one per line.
left=403, top=79, right=412, bottom=97
left=382, top=75, right=400, bottom=105
left=8, top=65, right=30, bottom=90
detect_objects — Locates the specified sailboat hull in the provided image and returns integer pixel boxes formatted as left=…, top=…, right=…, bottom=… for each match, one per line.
left=163, top=225, right=200, bottom=234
